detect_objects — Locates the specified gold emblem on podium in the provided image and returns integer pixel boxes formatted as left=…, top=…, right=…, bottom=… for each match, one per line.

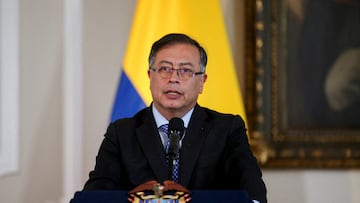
left=129, top=181, right=190, bottom=203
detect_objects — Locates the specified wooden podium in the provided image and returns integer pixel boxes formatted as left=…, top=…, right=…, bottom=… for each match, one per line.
left=70, top=190, right=251, bottom=203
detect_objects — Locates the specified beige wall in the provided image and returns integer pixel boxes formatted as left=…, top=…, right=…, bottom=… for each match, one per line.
left=0, top=0, right=64, bottom=202
left=0, top=0, right=359, bottom=203
left=82, top=0, right=137, bottom=185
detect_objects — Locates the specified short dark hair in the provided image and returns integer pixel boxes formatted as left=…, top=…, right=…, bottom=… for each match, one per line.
left=148, top=33, right=207, bottom=72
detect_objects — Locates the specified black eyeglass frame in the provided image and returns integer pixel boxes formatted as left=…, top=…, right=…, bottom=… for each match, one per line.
left=150, top=67, right=204, bottom=80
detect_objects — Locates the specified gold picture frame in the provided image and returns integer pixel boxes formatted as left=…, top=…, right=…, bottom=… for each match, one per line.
left=245, top=0, right=360, bottom=168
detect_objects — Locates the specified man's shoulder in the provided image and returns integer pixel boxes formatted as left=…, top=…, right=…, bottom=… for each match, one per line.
left=197, top=105, right=240, bottom=118
left=110, top=107, right=152, bottom=127
left=195, top=105, right=245, bottom=124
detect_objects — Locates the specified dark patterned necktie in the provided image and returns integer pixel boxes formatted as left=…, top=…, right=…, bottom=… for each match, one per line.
left=159, top=124, right=180, bottom=182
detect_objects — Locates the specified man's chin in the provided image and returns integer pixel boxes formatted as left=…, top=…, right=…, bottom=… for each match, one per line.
left=165, top=105, right=181, bottom=111
left=162, top=103, right=186, bottom=113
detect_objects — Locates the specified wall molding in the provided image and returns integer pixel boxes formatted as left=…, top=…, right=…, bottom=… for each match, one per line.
left=0, top=0, right=19, bottom=177
left=62, top=0, right=83, bottom=202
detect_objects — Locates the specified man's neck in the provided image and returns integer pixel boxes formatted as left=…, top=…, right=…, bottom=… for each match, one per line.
left=153, top=104, right=194, bottom=121
left=152, top=104, right=194, bottom=128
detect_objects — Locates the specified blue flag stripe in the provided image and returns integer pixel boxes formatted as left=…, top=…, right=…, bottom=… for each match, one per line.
left=110, top=71, right=146, bottom=122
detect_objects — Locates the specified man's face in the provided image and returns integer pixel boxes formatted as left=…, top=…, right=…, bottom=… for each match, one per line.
left=148, top=43, right=207, bottom=119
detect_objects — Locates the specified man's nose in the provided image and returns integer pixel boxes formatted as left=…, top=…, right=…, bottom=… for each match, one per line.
left=169, top=69, right=180, bottom=79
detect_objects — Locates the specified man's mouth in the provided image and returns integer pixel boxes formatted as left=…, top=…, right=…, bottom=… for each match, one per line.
left=164, top=90, right=182, bottom=97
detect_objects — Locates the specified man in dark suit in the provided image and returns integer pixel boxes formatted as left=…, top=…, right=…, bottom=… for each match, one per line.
left=83, top=33, right=267, bottom=203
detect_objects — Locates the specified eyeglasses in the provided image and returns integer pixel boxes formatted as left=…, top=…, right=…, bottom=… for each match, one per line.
left=150, top=66, right=204, bottom=80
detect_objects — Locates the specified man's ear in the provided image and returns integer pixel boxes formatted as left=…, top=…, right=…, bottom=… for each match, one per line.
left=199, top=74, right=207, bottom=94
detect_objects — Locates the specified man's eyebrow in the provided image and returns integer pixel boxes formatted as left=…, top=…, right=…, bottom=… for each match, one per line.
left=157, top=60, right=173, bottom=66
left=178, top=62, right=194, bottom=67
left=157, top=61, right=194, bottom=67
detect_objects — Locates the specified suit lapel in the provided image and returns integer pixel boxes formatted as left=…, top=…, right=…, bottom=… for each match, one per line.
left=136, top=108, right=168, bottom=182
left=179, top=105, right=210, bottom=187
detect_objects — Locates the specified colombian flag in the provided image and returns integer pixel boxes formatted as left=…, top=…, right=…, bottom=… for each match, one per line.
left=111, top=0, right=246, bottom=124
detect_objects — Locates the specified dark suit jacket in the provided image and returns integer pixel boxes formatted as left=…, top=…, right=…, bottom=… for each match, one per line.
left=84, top=104, right=267, bottom=203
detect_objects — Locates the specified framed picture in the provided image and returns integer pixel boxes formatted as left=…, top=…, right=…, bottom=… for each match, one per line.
left=245, top=0, right=360, bottom=168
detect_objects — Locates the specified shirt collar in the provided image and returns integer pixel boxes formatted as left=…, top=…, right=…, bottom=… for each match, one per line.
left=152, top=104, right=193, bottom=128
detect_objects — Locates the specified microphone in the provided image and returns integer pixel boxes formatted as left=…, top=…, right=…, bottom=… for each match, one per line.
left=167, top=117, right=185, bottom=181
